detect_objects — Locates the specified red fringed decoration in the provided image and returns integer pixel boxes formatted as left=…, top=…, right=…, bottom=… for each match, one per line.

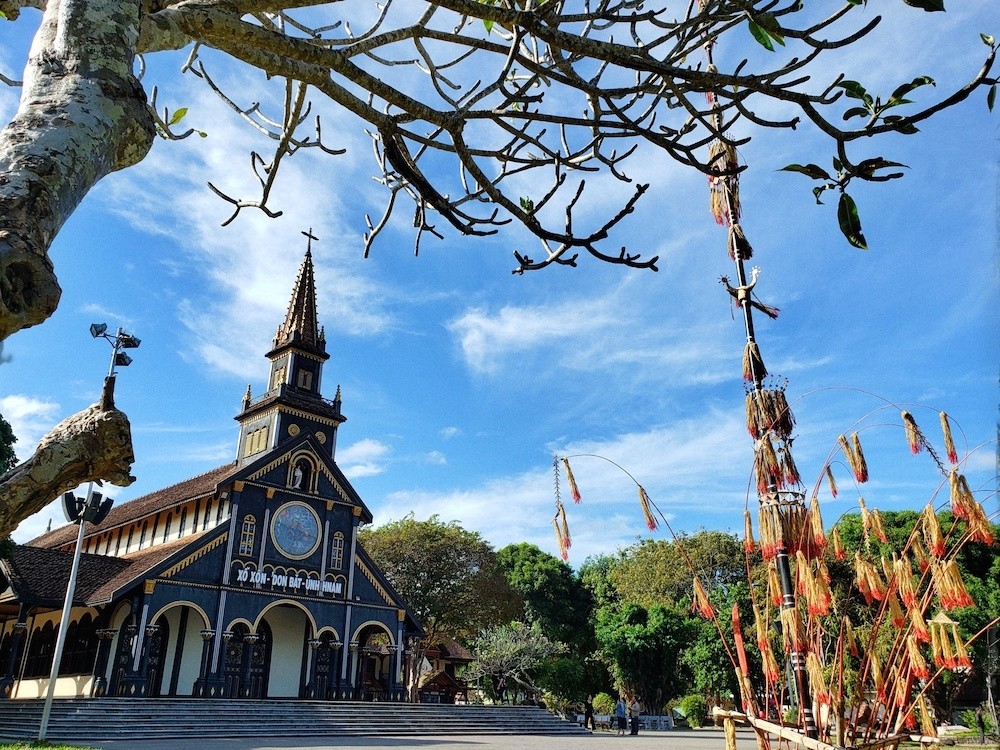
left=831, top=527, right=846, bottom=561
left=906, top=636, right=931, bottom=680
left=951, top=471, right=995, bottom=545
left=810, top=564, right=833, bottom=617
left=940, top=412, right=958, bottom=465
left=692, top=577, right=715, bottom=619
left=559, top=503, right=571, bottom=550
left=838, top=434, right=869, bottom=484
left=562, top=458, right=582, bottom=503
left=871, top=508, right=889, bottom=544
left=752, top=598, right=769, bottom=651
left=870, top=649, right=885, bottom=700
left=758, top=507, right=777, bottom=560
left=779, top=443, right=801, bottom=487
left=895, top=554, right=918, bottom=608
left=851, top=433, right=869, bottom=483
left=826, top=466, right=838, bottom=498
left=728, top=223, right=753, bottom=260
left=806, top=652, right=831, bottom=706
left=768, top=563, right=783, bottom=607
left=809, top=496, right=826, bottom=549
left=780, top=607, right=803, bottom=653
left=743, top=341, right=766, bottom=383
left=902, top=410, right=924, bottom=454
left=854, top=552, right=885, bottom=603
left=911, top=535, right=930, bottom=573
left=916, top=695, right=936, bottom=738
left=859, top=497, right=874, bottom=542
left=744, top=509, right=756, bottom=554
left=553, top=517, right=568, bottom=561
left=795, top=550, right=812, bottom=596
left=844, top=617, right=859, bottom=658
left=940, top=560, right=975, bottom=609
left=708, top=139, right=740, bottom=226
left=921, top=503, right=945, bottom=557
left=952, top=624, right=972, bottom=669
left=755, top=435, right=781, bottom=495
left=910, top=606, right=931, bottom=643
left=638, top=485, right=657, bottom=531
left=888, top=592, right=906, bottom=628
left=762, top=643, right=781, bottom=684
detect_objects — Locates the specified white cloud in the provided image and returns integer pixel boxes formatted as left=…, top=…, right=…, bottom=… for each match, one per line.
left=339, top=438, right=391, bottom=479
left=424, top=451, right=447, bottom=466
left=440, top=426, right=461, bottom=439
left=0, top=394, right=61, bottom=455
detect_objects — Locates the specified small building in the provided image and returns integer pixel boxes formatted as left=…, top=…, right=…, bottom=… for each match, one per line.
left=417, top=641, right=474, bottom=704
left=0, top=246, right=422, bottom=701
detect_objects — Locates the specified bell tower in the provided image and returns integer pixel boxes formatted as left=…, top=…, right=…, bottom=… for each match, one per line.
left=235, top=232, right=345, bottom=467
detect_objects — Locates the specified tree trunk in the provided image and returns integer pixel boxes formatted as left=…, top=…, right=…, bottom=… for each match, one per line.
left=0, top=0, right=155, bottom=341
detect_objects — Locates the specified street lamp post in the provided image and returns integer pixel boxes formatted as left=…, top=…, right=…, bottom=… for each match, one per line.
left=37, top=485, right=114, bottom=741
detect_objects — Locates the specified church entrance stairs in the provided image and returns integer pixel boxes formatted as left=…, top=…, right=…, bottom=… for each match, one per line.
left=0, top=698, right=588, bottom=742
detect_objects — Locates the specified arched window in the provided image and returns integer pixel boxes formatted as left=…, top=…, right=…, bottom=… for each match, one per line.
left=138, top=521, right=149, bottom=550
left=23, top=621, right=56, bottom=678
left=162, top=515, right=172, bottom=544
left=330, top=532, right=345, bottom=570
left=239, top=515, right=256, bottom=556
left=178, top=509, right=188, bottom=539
left=126, top=525, right=135, bottom=553
left=59, top=613, right=99, bottom=675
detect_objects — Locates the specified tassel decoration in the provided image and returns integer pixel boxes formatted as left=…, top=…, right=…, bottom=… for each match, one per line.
left=911, top=535, right=930, bottom=573
left=888, top=591, right=906, bottom=628
left=844, top=617, right=859, bottom=658
left=921, top=503, right=945, bottom=557
left=809, top=496, right=826, bottom=549
left=916, top=694, right=936, bottom=738
left=779, top=443, right=801, bottom=487
left=553, top=517, right=568, bottom=561
left=951, top=623, right=972, bottom=669
left=826, top=466, right=838, bottom=498
left=752, top=598, right=770, bottom=651
left=780, top=607, right=804, bottom=652
left=806, top=652, right=831, bottom=706
left=768, top=562, right=783, bottom=607
left=638, top=485, right=657, bottom=531
left=562, top=458, right=582, bottom=503
left=895, top=554, right=918, bottom=608
left=851, top=433, right=869, bottom=483
left=831, top=527, right=846, bottom=561
left=758, top=506, right=777, bottom=560
left=744, top=509, right=756, bottom=554
left=870, top=648, right=885, bottom=699
left=728, top=223, right=753, bottom=260
left=909, top=606, right=930, bottom=643
left=754, top=435, right=782, bottom=494
left=902, top=411, right=924, bottom=455
left=871, top=508, right=889, bottom=544
left=762, top=642, right=781, bottom=683
left=708, top=140, right=740, bottom=226
left=559, top=503, right=571, bottom=550
left=950, top=471, right=994, bottom=545
left=692, top=577, right=715, bottom=619
left=940, top=412, right=958, bottom=465
left=743, top=341, right=767, bottom=383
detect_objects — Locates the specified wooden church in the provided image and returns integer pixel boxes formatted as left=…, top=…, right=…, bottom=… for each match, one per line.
left=0, top=246, right=422, bottom=701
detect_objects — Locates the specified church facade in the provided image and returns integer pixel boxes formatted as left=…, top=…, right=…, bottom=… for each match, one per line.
left=0, top=247, right=422, bottom=701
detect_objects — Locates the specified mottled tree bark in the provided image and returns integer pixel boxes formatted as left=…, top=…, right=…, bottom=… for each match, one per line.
left=0, top=0, right=155, bottom=340
left=0, top=377, right=135, bottom=538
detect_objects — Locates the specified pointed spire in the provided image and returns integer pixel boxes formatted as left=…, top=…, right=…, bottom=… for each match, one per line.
left=274, top=232, right=324, bottom=354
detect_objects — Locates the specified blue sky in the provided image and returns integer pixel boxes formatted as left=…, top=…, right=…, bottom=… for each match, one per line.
left=1, top=3, right=997, bottom=564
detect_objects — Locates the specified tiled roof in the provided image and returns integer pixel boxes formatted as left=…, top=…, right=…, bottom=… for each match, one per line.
left=3, top=532, right=214, bottom=607
left=29, top=463, right=236, bottom=549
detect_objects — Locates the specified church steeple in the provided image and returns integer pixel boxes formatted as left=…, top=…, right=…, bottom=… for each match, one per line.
left=272, top=236, right=326, bottom=356
left=235, top=233, right=345, bottom=467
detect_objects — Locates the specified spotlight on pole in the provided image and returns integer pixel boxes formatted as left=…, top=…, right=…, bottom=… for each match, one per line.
left=90, top=323, right=141, bottom=377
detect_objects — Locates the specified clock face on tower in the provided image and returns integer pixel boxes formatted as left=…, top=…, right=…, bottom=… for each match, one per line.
left=270, top=502, right=321, bottom=559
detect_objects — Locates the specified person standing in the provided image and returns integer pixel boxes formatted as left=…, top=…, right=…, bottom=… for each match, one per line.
left=975, top=706, right=986, bottom=744
left=629, top=696, right=641, bottom=735
left=584, top=695, right=595, bottom=731
left=615, top=696, right=627, bottom=735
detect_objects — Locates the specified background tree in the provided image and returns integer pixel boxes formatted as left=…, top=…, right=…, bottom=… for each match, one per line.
left=0, top=412, right=15, bottom=473
left=610, top=531, right=746, bottom=608
left=594, top=602, right=693, bottom=711
left=358, top=514, right=521, bottom=698
left=466, top=621, right=563, bottom=704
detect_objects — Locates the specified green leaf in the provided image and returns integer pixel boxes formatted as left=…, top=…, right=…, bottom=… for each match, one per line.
left=856, top=157, right=908, bottom=176
left=837, top=80, right=873, bottom=109
left=0, top=9, right=7, bottom=18
left=981, top=33, right=996, bottom=47
left=748, top=20, right=775, bottom=51
left=812, top=186, right=827, bottom=205
left=483, top=18, right=494, bottom=32
left=889, top=76, right=935, bottom=104
left=843, top=106, right=870, bottom=121
left=198, top=131, right=208, bottom=138
left=752, top=13, right=785, bottom=46
left=520, top=196, right=535, bottom=212
left=902, top=0, right=944, bottom=10
left=882, top=115, right=919, bottom=134
left=837, top=193, right=868, bottom=250
left=833, top=157, right=844, bottom=173
left=780, top=163, right=832, bottom=180
left=168, top=107, right=189, bottom=126
left=988, top=84, right=996, bottom=112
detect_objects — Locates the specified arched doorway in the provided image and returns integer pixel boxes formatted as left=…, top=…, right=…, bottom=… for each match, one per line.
left=352, top=624, right=395, bottom=701
left=258, top=603, right=312, bottom=698
left=309, top=631, right=342, bottom=700
left=143, top=616, right=169, bottom=697
left=223, top=621, right=272, bottom=698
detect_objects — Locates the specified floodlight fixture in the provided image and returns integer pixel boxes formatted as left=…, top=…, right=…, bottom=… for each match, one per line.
left=89, top=323, right=141, bottom=377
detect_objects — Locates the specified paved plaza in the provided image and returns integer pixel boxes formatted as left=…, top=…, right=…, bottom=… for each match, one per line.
left=93, top=727, right=760, bottom=750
